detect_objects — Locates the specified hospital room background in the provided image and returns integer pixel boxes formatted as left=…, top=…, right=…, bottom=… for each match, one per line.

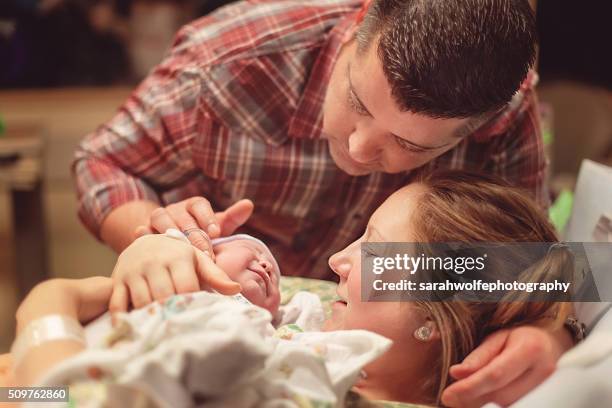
left=0, top=0, right=611, bottom=353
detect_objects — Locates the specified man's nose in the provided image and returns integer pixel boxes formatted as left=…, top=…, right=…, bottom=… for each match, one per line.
left=347, top=129, right=382, bottom=164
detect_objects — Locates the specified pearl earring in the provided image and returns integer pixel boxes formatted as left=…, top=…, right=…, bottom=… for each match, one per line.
left=414, top=326, right=432, bottom=342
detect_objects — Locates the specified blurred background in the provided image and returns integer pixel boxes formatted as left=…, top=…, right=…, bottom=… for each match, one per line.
left=0, top=0, right=610, bottom=351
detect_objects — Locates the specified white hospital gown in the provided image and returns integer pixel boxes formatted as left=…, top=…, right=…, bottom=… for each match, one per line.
left=31, top=291, right=391, bottom=408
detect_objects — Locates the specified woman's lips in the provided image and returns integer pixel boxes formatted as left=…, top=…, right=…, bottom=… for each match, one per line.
left=332, top=299, right=348, bottom=309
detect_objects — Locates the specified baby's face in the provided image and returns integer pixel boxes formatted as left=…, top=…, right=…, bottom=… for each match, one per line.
left=213, top=239, right=281, bottom=314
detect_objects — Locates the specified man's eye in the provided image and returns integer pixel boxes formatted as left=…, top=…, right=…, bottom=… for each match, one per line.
left=347, top=91, right=369, bottom=116
left=394, top=136, right=425, bottom=153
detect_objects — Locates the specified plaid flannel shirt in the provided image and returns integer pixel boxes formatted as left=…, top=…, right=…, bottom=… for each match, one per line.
left=73, top=0, right=548, bottom=279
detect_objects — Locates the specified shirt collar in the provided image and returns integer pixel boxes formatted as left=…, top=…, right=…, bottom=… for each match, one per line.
left=287, top=11, right=358, bottom=140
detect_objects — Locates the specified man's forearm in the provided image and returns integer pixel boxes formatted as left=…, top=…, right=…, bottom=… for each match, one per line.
left=100, top=200, right=160, bottom=253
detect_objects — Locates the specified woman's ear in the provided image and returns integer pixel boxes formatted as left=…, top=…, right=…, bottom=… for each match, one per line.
left=413, top=319, right=441, bottom=342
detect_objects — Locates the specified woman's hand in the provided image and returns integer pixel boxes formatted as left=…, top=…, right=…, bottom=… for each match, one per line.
left=134, top=198, right=254, bottom=256
left=12, top=277, right=113, bottom=386
left=16, top=277, right=113, bottom=334
left=441, top=325, right=572, bottom=407
left=109, top=234, right=241, bottom=316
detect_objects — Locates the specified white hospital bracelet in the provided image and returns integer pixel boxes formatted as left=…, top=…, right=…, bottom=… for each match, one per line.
left=10, top=315, right=85, bottom=371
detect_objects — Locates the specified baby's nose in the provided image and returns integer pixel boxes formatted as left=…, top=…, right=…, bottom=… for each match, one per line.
left=259, top=259, right=272, bottom=272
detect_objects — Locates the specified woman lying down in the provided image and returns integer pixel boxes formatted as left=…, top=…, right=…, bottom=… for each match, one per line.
left=4, top=171, right=574, bottom=407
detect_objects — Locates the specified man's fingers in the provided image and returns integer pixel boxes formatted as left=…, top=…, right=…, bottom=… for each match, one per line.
left=165, top=203, right=215, bottom=255
left=194, top=249, right=241, bottom=295
left=443, top=344, right=531, bottom=406
left=216, top=199, right=254, bottom=236
left=109, top=283, right=129, bottom=324
left=478, top=362, right=556, bottom=407
left=126, top=276, right=153, bottom=309
left=185, top=229, right=215, bottom=258
left=169, top=260, right=201, bottom=294
left=146, top=267, right=177, bottom=302
left=134, top=225, right=153, bottom=239
left=186, top=197, right=220, bottom=238
left=150, top=207, right=179, bottom=233
left=449, top=329, right=510, bottom=380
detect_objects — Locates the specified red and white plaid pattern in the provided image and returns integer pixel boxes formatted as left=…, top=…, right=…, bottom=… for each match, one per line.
left=73, top=0, right=548, bottom=279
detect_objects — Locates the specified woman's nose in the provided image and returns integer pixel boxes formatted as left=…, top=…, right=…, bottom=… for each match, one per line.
left=328, top=252, right=352, bottom=279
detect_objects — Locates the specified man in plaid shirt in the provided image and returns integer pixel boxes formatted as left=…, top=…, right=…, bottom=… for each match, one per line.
left=73, top=1, right=568, bottom=406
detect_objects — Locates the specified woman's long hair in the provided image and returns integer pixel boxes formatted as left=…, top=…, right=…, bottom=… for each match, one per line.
left=410, top=170, right=572, bottom=405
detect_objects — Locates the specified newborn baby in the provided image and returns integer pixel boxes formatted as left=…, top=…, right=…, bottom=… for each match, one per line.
left=86, top=231, right=282, bottom=346
left=165, top=229, right=281, bottom=314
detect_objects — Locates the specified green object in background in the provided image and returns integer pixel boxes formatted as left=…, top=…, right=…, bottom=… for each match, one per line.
left=0, top=115, right=5, bottom=137
left=549, top=189, right=574, bottom=234
left=542, top=129, right=553, bottom=146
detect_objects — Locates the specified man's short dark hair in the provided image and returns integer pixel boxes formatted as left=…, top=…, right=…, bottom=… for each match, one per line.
left=356, top=0, right=537, bottom=119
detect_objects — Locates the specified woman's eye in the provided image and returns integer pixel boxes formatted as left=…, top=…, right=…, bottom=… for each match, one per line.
left=363, top=248, right=377, bottom=257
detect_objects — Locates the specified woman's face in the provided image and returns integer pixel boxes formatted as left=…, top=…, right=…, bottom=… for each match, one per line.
left=325, top=183, right=440, bottom=401
left=213, top=239, right=281, bottom=315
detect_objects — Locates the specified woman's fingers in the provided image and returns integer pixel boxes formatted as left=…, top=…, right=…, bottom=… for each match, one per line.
left=71, top=277, right=114, bottom=323
left=169, top=260, right=201, bottom=294
left=126, top=276, right=153, bottom=309
left=194, top=249, right=241, bottom=295
left=109, top=283, right=129, bottom=325
left=145, top=267, right=176, bottom=302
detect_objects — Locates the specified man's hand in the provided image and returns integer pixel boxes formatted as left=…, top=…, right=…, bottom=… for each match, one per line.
left=441, top=325, right=572, bottom=407
left=109, top=234, right=241, bottom=317
left=135, top=198, right=254, bottom=257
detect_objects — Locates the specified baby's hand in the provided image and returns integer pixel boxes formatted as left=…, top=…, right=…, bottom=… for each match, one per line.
left=109, top=234, right=241, bottom=317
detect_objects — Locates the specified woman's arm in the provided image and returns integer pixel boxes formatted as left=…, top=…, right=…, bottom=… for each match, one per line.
left=12, top=277, right=113, bottom=385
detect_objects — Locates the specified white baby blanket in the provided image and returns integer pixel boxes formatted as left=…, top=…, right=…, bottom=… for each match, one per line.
left=33, top=291, right=391, bottom=408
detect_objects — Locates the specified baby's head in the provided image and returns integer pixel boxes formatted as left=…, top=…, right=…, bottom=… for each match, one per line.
left=212, top=234, right=281, bottom=315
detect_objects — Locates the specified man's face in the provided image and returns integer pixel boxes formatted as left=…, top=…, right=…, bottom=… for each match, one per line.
left=322, top=39, right=470, bottom=175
